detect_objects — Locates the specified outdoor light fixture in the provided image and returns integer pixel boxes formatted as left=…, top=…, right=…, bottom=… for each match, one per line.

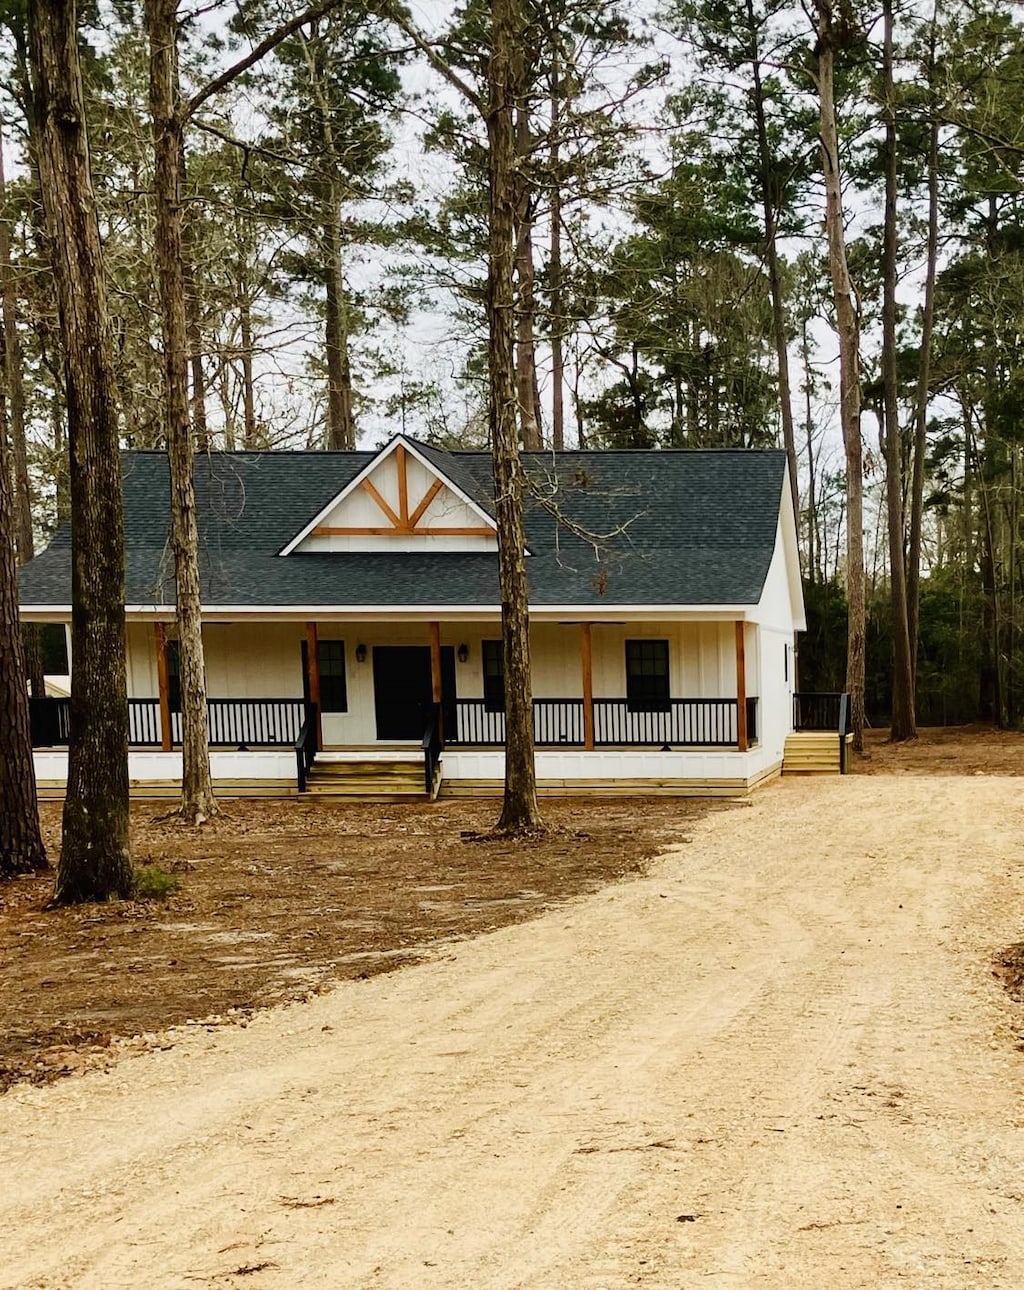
left=355, top=643, right=368, bottom=663
left=457, top=643, right=469, bottom=663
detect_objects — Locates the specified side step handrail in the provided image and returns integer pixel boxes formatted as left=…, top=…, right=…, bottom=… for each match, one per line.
left=295, top=702, right=318, bottom=792
left=838, top=692, right=850, bottom=774
left=422, top=703, right=443, bottom=799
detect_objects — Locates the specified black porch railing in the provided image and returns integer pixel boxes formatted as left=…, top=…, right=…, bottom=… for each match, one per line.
left=32, top=693, right=765, bottom=755
left=448, top=696, right=758, bottom=749
left=793, top=690, right=851, bottom=774
left=594, top=697, right=753, bottom=747
left=449, top=698, right=586, bottom=747
left=30, top=695, right=308, bottom=750
left=793, top=692, right=846, bottom=732
left=29, top=696, right=71, bottom=748
left=446, top=696, right=582, bottom=748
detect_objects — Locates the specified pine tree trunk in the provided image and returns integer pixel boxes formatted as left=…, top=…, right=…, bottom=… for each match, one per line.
left=548, top=50, right=564, bottom=451
left=515, top=102, right=542, bottom=450
left=881, top=0, right=915, bottom=741
left=323, top=203, right=355, bottom=450
left=239, top=284, right=257, bottom=447
left=29, top=0, right=132, bottom=902
left=801, top=318, right=819, bottom=583
left=184, top=250, right=208, bottom=453
left=488, top=0, right=542, bottom=833
left=0, top=372, right=47, bottom=878
left=0, top=120, right=45, bottom=699
left=148, top=0, right=217, bottom=823
left=816, top=2, right=865, bottom=751
left=747, top=0, right=800, bottom=535
left=907, top=2, right=939, bottom=678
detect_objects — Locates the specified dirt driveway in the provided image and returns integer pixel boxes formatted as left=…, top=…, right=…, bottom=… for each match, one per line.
left=3, top=775, right=1024, bottom=1288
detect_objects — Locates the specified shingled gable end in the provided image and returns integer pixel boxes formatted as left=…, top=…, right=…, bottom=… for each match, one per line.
left=20, top=438, right=813, bottom=799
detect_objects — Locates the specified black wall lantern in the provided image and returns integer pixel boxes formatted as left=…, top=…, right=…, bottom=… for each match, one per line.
left=355, top=643, right=368, bottom=663
left=457, top=643, right=469, bottom=663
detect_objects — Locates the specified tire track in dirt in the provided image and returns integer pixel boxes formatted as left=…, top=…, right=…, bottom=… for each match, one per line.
left=2, top=777, right=1024, bottom=1288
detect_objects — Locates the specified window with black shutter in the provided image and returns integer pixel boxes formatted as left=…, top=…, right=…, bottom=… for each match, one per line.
left=482, top=639, right=505, bottom=712
left=625, top=639, right=670, bottom=712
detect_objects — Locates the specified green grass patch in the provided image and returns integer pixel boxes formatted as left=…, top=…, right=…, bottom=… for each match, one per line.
left=133, top=865, right=181, bottom=901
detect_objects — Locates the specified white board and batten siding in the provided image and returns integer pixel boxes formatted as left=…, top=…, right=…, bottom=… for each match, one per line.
left=746, top=503, right=806, bottom=775
left=126, top=618, right=756, bottom=749
left=293, top=446, right=497, bottom=554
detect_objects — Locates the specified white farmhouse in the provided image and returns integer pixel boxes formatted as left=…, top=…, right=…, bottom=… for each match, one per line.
left=20, top=435, right=844, bottom=799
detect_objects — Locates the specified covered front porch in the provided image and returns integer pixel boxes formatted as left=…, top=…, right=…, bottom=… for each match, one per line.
left=31, top=614, right=784, bottom=798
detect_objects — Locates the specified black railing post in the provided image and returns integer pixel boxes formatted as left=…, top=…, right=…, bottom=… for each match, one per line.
left=294, top=701, right=318, bottom=792
left=838, top=692, right=850, bottom=774
left=421, top=702, right=442, bottom=797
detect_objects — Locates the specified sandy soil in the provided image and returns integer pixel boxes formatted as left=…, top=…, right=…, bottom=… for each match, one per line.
left=3, top=775, right=1024, bottom=1288
left=0, top=798, right=710, bottom=1090
left=857, top=725, right=1024, bottom=776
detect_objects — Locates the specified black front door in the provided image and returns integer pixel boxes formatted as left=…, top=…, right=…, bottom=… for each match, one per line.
left=372, top=645, right=456, bottom=740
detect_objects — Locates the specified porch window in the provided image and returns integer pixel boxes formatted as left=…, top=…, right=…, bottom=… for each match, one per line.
left=482, top=639, right=505, bottom=712
left=301, top=638, right=348, bottom=712
left=625, top=639, right=670, bottom=713
left=319, top=640, right=348, bottom=713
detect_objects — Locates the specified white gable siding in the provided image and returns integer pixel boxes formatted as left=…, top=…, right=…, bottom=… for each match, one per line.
left=294, top=449, right=497, bottom=554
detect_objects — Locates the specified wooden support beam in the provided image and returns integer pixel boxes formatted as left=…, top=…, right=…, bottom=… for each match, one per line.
left=429, top=621, right=443, bottom=741
left=154, top=622, right=172, bottom=751
left=360, top=478, right=403, bottom=529
left=735, top=620, right=748, bottom=752
left=313, top=525, right=494, bottom=537
left=396, top=442, right=409, bottom=526
left=306, top=621, right=322, bottom=751
left=581, top=622, right=595, bottom=750
left=409, top=477, right=444, bottom=528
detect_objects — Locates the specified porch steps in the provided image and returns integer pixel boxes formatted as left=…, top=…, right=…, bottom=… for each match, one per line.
left=783, top=731, right=850, bottom=775
left=304, top=756, right=426, bottom=800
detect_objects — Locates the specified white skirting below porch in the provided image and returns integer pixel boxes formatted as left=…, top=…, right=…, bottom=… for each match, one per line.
left=438, top=749, right=782, bottom=798
left=34, top=750, right=300, bottom=800
left=33, top=747, right=783, bottom=801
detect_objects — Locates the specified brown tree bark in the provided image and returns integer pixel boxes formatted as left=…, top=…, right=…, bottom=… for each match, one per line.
left=147, top=0, right=217, bottom=823
left=29, top=0, right=132, bottom=901
left=907, top=0, right=939, bottom=679
left=0, top=117, right=45, bottom=698
left=815, top=0, right=865, bottom=751
left=0, top=360, right=47, bottom=878
left=800, top=317, right=819, bottom=582
left=548, top=47, right=565, bottom=451
left=515, top=99, right=542, bottom=450
left=300, top=32, right=356, bottom=451
left=746, top=0, right=800, bottom=538
left=239, top=280, right=258, bottom=448
left=881, top=0, right=915, bottom=741
left=183, top=227, right=209, bottom=453
left=323, top=203, right=356, bottom=450
left=489, top=0, right=543, bottom=832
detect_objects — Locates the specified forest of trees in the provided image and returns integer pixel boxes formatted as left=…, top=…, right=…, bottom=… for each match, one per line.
left=3, top=0, right=1024, bottom=887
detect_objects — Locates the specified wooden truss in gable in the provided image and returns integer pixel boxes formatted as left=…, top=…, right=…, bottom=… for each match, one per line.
left=313, top=443, right=495, bottom=538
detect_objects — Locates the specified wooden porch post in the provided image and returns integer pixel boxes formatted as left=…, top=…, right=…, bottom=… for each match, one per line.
left=580, top=622, right=595, bottom=750
left=154, top=622, right=172, bottom=751
left=429, top=620, right=443, bottom=740
left=306, top=622, right=322, bottom=750
left=735, top=620, right=748, bottom=752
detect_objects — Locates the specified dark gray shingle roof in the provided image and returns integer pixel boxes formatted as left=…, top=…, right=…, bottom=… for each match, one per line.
left=19, top=441, right=787, bottom=610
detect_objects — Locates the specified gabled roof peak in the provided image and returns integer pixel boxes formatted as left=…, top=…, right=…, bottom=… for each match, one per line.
left=277, top=433, right=498, bottom=557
